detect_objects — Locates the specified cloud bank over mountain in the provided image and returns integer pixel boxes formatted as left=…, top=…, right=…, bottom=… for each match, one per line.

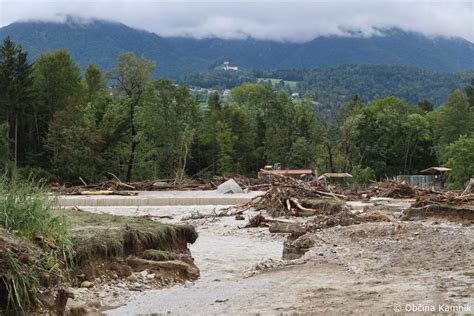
left=1, top=0, right=473, bottom=42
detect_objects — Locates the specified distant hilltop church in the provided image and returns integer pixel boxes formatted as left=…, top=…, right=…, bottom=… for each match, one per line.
left=223, top=61, right=238, bottom=71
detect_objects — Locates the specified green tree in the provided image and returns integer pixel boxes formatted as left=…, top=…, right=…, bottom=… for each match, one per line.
left=432, top=89, right=472, bottom=159
left=199, top=92, right=222, bottom=174
left=33, top=49, right=82, bottom=116
left=135, top=79, right=199, bottom=179
left=109, top=53, right=155, bottom=181
left=0, top=37, right=34, bottom=168
left=417, top=99, right=434, bottom=112
left=444, top=135, right=474, bottom=188
left=84, top=64, right=105, bottom=103
left=215, top=120, right=237, bottom=176
left=32, top=49, right=82, bottom=167
left=347, top=97, right=409, bottom=177
left=465, top=78, right=474, bottom=107
left=402, top=113, right=431, bottom=174
left=45, top=102, right=104, bottom=182
left=0, top=122, right=10, bottom=171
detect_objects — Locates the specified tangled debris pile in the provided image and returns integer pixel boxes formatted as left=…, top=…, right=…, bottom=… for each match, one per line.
left=368, top=180, right=418, bottom=198
left=51, top=176, right=258, bottom=195
left=228, top=173, right=346, bottom=217
left=414, top=192, right=474, bottom=207
left=412, top=180, right=474, bottom=207
left=366, top=179, right=474, bottom=208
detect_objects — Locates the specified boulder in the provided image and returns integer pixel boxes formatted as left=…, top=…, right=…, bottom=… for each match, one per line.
left=217, top=179, right=244, bottom=194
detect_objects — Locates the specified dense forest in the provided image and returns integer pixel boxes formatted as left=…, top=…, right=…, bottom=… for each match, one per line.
left=183, top=66, right=472, bottom=106
left=1, top=37, right=473, bottom=188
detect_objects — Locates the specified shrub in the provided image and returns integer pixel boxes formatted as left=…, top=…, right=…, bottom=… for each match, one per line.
left=350, top=165, right=376, bottom=186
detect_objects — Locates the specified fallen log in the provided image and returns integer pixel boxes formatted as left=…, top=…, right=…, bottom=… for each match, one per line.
left=71, top=190, right=139, bottom=196
left=218, top=194, right=264, bottom=216
left=289, top=198, right=318, bottom=214
left=268, top=221, right=308, bottom=234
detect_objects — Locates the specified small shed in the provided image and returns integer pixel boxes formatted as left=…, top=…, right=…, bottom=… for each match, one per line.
left=420, top=167, right=452, bottom=189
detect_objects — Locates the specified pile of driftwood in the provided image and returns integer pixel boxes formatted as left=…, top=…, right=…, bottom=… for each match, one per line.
left=369, top=180, right=418, bottom=198
left=222, top=173, right=346, bottom=217
left=413, top=180, right=474, bottom=207
left=367, top=179, right=474, bottom=206
left=51, top=175, right=258, bottom=195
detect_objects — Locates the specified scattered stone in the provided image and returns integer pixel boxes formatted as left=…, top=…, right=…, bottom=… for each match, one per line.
left=69, top=305, right=91, bottom=316
left=126, top=274, right=138, bottom=282
left=80, top=281, right=93, bottom=288
left=215, top=299, right=229, bottom=303
left=269, top=222, right=307, bottom=234
left=88, top=300, right=101, bottom=308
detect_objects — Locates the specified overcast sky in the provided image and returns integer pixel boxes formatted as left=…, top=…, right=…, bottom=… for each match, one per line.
left=1, top=0, right=473, bottom=42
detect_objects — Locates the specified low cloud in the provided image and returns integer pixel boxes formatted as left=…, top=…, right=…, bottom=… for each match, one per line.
left=1, top=0, right=473, bottom=42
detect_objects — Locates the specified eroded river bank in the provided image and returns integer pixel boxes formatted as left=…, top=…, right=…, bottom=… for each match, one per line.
left=60, top=193, right=473, bottom=315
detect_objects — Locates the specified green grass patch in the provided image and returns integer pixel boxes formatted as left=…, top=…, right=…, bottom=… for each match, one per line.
left=143, top=249, right=176, bottom=261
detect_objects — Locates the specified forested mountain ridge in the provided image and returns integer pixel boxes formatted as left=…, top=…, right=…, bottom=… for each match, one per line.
left=1, top=18, right=473, bottom=78
left=184, top=65, right=473, bottom=106
left=259, top=66, right=474, bottom=106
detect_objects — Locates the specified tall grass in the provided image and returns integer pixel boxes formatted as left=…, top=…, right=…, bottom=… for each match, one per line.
left=0, top=176, right=73, bottom=315
left=0, top=176, right=69, bottom=244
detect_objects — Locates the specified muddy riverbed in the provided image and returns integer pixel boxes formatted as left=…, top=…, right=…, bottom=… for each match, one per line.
left=65, top=195, right=473, bottom=315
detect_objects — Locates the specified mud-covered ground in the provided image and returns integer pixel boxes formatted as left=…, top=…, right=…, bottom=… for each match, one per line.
left=69, top=197, right=473, bottom=315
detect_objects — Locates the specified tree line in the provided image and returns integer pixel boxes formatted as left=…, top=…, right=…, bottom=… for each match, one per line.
left=1, top=37, right=473, bottom=188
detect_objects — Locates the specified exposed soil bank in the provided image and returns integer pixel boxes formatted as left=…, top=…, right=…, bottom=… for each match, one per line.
left=401, top=204, right=474, bottom=225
